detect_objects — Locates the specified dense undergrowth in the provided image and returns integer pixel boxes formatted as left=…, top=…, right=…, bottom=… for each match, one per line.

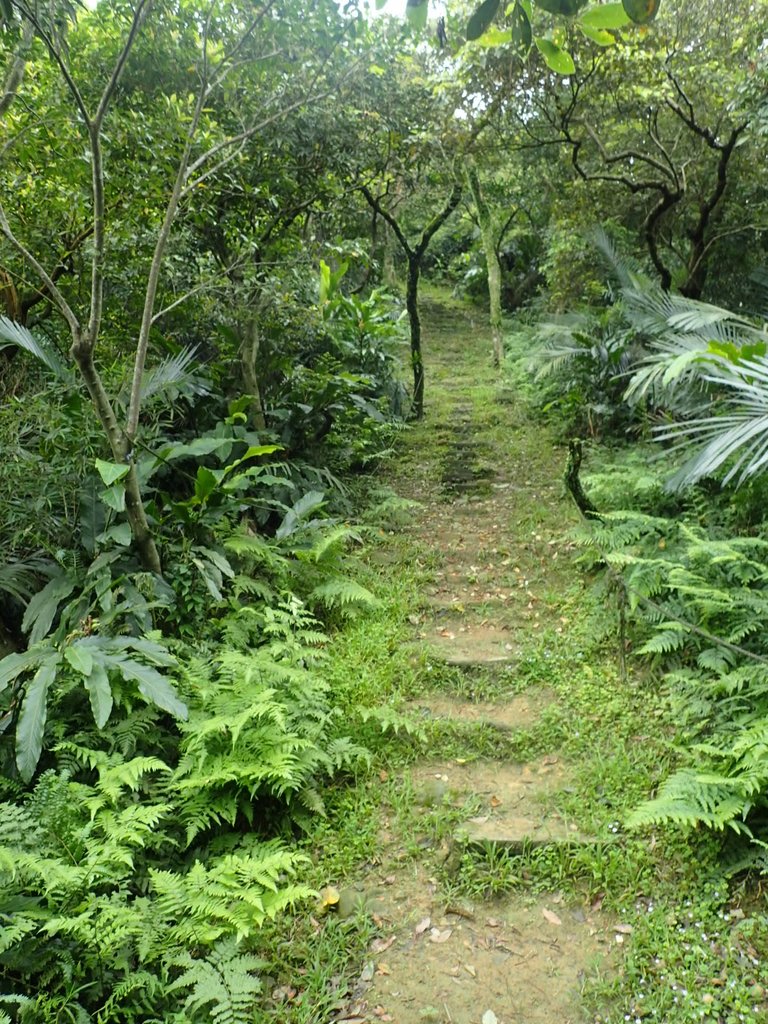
left=4, top=270, right=768, bottom=1023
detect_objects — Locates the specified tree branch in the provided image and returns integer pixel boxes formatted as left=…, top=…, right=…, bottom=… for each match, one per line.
left=0, top=203, right=80, bottom=334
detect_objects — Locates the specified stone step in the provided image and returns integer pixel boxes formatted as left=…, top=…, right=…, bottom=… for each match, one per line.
left=456, top=815, right=591, bottom=852
left=407, top=690, right=554, bottom=733
left=410, top=758, right=594, bottom=856
left=419, top=624, right=518, bottom=669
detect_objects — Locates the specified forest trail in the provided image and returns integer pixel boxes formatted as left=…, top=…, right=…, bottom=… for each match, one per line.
left=334, top=295, right=623, bottom=1024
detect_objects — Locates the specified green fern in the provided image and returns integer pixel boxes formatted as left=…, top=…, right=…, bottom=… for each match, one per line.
left=167, top=939, right=266, bottom=1024
left=148, top=847, right=313, bottom=946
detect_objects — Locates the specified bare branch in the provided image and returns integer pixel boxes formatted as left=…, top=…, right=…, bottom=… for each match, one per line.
left=93, top=0, right=153, bottom=128
left=15, top=1, right=91, bottom=126
left=0, top=20, right=34, bottom=117
left=0, top=202, right=80, bottom=335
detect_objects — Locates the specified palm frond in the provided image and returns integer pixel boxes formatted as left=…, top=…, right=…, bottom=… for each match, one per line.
left=658, top=355, right=768, bottom=488
left=131, top=346, right=210, bottom=405
left=0, top=316, right=70, bottom=379
left=590, top=227, right=649, bottom=290
left=0, top=558, right=52, bottom=603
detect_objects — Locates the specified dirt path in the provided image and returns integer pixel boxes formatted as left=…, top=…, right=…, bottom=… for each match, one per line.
left=331, top=296, right=624, bottom=1024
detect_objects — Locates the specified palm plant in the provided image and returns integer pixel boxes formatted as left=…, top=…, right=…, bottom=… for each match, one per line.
left=595, top=231, right=768, bottom=490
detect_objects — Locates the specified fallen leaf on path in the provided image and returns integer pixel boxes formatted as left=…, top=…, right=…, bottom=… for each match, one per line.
left=429, top=927, right=453, bottom=943
left=370, top=935, right=397, bottom=954
left=464, top=963, right=477, bottom=977
left=482, top=1012, right=499, bottom=1024
left=542, top=908, right=562, bottom=926
left=414, top=916, right=431, bottom=935
left=271, top=986, right=297, bottom=1003
left=486, top=917, right=501, bottom=928
left=359, top=962, right=375, bottom=983
left=542, top=755, right=559, bottom=765
left=317, top=887, right=340, bottom=915
left=371, top=1008, right=392, bottom=1021
left=376, top=964, right=391, bottom=975
left=490, top=794, right=502, bottom=808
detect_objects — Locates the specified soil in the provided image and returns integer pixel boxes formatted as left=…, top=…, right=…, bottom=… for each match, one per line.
left=334, top=297, right=613, bottom=1024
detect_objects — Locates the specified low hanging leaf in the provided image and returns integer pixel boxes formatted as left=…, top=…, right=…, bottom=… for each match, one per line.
left=510, top=2, right=533, bottom=50
left=579, top=2, right=631, bottom=28
left=467, top=0, right=501, bottom=41
left=475, top=26, right=512, bottom=46
left=535, top=36, right=576, bottom=74
left=94, top=459, right=130, bottom=487
left=405, top=0, right=429, bottom=31
left=622, top=0, right=660, bottom=23
left=580, top=24, right=616, bottom=45
left=535, top=0, right=587, bottom=15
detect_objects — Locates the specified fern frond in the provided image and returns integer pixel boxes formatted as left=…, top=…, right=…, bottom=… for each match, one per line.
left=310, top=578, right=377, bottom=615
left=168, top=939, right=266, bottom=1024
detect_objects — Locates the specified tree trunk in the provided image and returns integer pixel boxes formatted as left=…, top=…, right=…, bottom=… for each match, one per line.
left=406, top=255, right=424, bottom=419
left=240, top=318, right=267, bottom=430
left=466, top=162, right=503, bottom=367
left=72, top=339, right=162, bottom=574
left=382, top=223, right=399, bottom=289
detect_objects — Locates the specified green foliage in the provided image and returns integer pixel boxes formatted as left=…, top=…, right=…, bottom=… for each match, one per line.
left=582, top=512, right=768, bottom=849
left=0, top=592, right=371, bottom=1019
left=532, top=305, right=643, bottom=437
left=173, top=608, right=370, bottom=841
left=167, top=940, right=266, bottom=1024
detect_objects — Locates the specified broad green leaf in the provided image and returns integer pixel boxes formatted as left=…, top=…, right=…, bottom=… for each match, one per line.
left=534, top=36, right=576, bottom=74
left=467, top=0, right=500, bottom=41
left=115, top=658, right=188, bottom=720
left=95, top=459, right=130, bottom=486
left=84, top=660, right=113, bottom=729
left=475, top=26, right=512, bottom=46
left=405, top=0, right=428, bottom=31
left=580, top=24, right=616, bottom=44
left=107, top=635, right=176, bottom=667
left=16, top=659, right=59, bottom=782
left=534, top=0, right=586, bottom=15
left=160, top=436, right=234, bottom=461
left=64, top=644, right=94, bottom=677
left=192, top=557, right=223, bottom=601
left=0, top=648, right=48, bottom=691
left=318, top=260, right=331, bottom=303
left=622, top=0, right=660, bottom=23
left=197, top=547, right=235, bottom=578
left=220, top=444, right=282, bottom=481
left=510, top=2, right=533, bottom=50
left=579, top=2, right=630, bottom=28
left=100, top=483, right=126, bottom=512
left=276, top=490, right=326, bottom=540
left=95, top=522, right=133, bottom=546
left=194, top=466, right=219, bottom=502
left=23, top=573, right=77, bottom=644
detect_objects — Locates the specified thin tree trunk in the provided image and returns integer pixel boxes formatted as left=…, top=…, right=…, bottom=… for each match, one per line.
left=71, top=341, right=162, bottom=573
left=240, top=318, right=267, bottom=430
left=406, top=256, right=424, bottom=419
left=466, top=162, right=503, bottom=368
